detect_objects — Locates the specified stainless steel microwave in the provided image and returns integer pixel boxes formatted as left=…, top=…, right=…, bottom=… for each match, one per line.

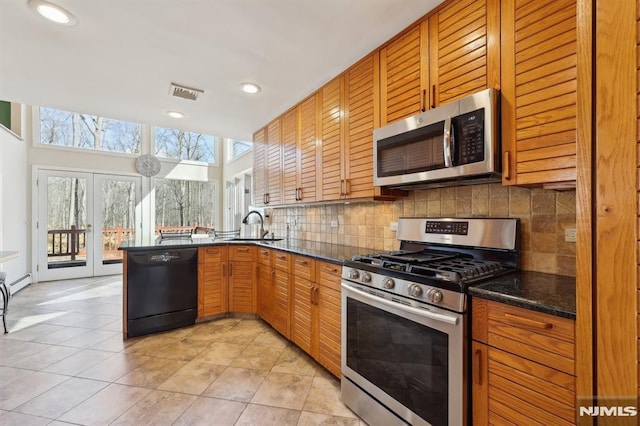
left=373, top=88, right=500, bottom=189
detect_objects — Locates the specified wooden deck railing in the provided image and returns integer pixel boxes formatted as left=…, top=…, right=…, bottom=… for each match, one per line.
left=47, top=226, right=195, bottom=262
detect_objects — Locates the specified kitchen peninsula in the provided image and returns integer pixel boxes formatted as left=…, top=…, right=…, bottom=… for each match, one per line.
left=119, top=237, right=372, bottom=377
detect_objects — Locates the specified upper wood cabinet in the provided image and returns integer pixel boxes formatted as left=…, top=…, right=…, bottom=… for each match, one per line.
left=252, top=127, right=267, bottom=206
left=282, top=108, right=299, bottom=204
left=252, top=119, right=283, bottom=206
left=266, top=118, right=283, bottom=205
left=282, top=94, right=321, bottom=204
left=379, top=21, right=429, bottom=125
left=320, top=54, right=379, bottom=201
left=500, top=0, right=577, bottom=186
left=297, top=94, right=320, bottom=203
left=428, top=0, right=500, bottom=107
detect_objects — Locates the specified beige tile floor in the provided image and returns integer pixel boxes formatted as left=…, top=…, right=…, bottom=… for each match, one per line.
left=0, top=276, right=365, bottom=425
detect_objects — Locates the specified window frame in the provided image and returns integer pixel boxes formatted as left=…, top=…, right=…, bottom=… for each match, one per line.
left=225, top=137, right=253, bottom=164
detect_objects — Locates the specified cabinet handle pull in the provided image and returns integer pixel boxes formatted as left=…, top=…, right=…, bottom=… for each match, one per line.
left=222, top=264, right=226, bottom=277
left=237, top=248, right=250, bottom=253
left=309, top=286, right=315, bottom=304
left=312, top=287, right=319, bottom=305
left=431, top=85, right=436, bottom=109
left=503, top=151, right=511, bottom=181
left=421, top=89, right=427, bottom=112
left=344, top=179, right=350, bottom=196
left=324, top=266, right=338, bottom=274
left=229, top=263, right=233, bottom=277
left=339, top=179, right=344, bottom=196
left=297, top=260, right=309, bottom=266
left=298, top=187, right=303, bottom=201
left=474, top=348, right=483, bottom=385
left=277, top=255, right=286, bottom=260
left=263, top=194, right=267, bottom=205
left=503, top=313, right=553, bottom=330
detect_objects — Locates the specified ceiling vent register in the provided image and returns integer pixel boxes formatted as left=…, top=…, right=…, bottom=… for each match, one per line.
left=169, top=83, right=204, bottom=101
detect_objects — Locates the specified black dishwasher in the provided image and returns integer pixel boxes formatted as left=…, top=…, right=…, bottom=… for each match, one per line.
left=126, top=248, right=198, bottom=338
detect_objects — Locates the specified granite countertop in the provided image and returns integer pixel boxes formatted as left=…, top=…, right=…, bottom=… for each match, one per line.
left=119, top=237, right=375, bottom=265
left=469, top=270, right=576, bottom=319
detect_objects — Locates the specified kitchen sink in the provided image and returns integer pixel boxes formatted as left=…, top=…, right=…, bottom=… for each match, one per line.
left=228, top=237, right=283, bottom=242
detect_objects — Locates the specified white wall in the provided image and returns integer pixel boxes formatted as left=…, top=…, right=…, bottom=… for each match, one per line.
left=0, top=125, right=29, bottom=287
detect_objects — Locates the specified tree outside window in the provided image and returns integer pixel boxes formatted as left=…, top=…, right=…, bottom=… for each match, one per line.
left=154, top=127, right=215, bottom=164
left=39, top=107, right=141, bottom=154
left=155, top=178, right=215, bottom=233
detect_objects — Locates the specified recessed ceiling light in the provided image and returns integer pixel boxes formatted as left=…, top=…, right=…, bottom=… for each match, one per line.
left=167, top=111, right=185, bottom=119
left=240, top=83, right=261, bottom=94
left=29, top=0, right=77, bottom=26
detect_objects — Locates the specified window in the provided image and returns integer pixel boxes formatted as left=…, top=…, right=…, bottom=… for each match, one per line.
left=227, top=138, right=253, bottom=161
left=155, top=178, right=215, bottom=233
left=154, top=127, right=215, bottom=163
left=39, top=107, right=141, bottom=154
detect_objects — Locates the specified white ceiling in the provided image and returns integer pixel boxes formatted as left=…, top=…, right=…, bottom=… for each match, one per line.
left=0, top=0, right=443, bottom=141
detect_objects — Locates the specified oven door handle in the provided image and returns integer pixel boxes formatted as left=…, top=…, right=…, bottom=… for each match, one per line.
left=342, top=283, right=458, bottom=325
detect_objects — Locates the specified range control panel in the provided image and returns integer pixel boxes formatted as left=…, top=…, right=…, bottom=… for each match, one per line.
left=425, top=220, right=469, bottom=235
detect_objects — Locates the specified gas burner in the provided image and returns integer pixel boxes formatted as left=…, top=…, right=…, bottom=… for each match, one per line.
left=343, top=218, right=519, bottom=310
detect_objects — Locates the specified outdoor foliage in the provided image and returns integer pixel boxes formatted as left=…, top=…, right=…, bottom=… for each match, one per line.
left=39, top=107, right=141, bottom=153
left=155, top=127, right=215, bottom=163
left=155, top=178, right=215, bottom=229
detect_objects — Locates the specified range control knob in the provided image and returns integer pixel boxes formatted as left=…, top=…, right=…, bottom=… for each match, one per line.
left=409, top=284, right=423, bottom=298
left=361, top=273, right=372, bottom=283
left=349, top=269, right=360, bottom=280
left=382, top=278, right=395, bottom=289
left=427, top=289, right=443, bottom=304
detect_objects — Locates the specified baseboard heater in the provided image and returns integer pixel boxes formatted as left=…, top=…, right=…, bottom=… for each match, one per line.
left=8, top=273, right=32, bottom=294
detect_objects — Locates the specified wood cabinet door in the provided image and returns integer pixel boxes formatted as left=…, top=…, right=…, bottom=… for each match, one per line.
left=298, top=93, right=320, bottom=203
left=501, top=0, right=577, bottom=186
left=256, top=263, right=273, bottom=324
left=281, top=108, right=299, bottom=204
left=343, top=53, right=378, bottom=200
left=271, top=268, right=291, bottom=339
left=291, top=275, right=313, bottom=355
left=197, top=247, right=228, bottom=318
left=429, top=0, right=500, bottom=107
left=472, top=341, right=489, bottom=426
left=228, top=260, right=255, bottom=314
left=266, top=118, right=283, bottom=205
left=315, top=261, right=342, bottom=377
left=320, top=76, right=344, bottom=201
left=252, top=127, right=267, bottom=206
left=380, top=21, right=429, bottom=125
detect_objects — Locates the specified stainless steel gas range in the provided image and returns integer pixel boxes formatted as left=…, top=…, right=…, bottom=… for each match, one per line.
left=341, top=217, right=519, bottom=426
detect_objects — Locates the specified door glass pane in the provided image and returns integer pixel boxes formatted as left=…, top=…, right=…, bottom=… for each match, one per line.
left=47, top=176, right=88, bottom=269
left=101, top=179, right=136, bottom=265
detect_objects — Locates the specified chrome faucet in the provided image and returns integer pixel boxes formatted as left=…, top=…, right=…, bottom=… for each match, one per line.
left=242, top=210, right=268, bottom=239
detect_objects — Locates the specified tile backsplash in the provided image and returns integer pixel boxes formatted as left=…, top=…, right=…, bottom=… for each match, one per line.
left=268, top=184, right=576, bottom=277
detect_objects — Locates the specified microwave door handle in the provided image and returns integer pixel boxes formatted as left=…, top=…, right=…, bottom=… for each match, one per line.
left=450, top=119, right=456, bottom=165
left=443, top=116, right=453, bottom=167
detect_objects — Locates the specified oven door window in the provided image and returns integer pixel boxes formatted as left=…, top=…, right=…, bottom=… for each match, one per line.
left=376, top=120, right=446, bottom=177
left=346, top=297, right=448, bottom=426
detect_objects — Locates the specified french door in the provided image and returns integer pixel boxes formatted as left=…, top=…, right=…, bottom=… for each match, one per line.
left=37, top=170, right=141, bottom=281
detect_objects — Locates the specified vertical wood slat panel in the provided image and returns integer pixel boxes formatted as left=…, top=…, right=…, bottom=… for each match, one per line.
left=320, top=76, right=343, bottom=201
left=266, top=119, right=282, bottom=205
left=298, top=94, right=318, bottom=203
left=252, top=128, right=266, bottom=205
left=281, top=108, right=298, bottom=204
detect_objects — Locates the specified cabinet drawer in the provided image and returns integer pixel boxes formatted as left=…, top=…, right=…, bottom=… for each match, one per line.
left=474, top=299, right=576, bottom=375
left=257, top=247, right=272, bottom=266
left=273, top=251, right=291, bottom=271
left=200, top=246, right=225, bottom=259
left=316, top=260, right=341, bottom=292
left=293, top=255, right=315, bottom=280
left=229, top=245, right=255, bottom=262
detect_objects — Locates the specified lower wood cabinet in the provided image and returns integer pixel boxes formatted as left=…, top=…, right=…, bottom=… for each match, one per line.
left=228, top=246, right=256, bottom=313
left=272, top=251, right=292, bottom=339
left=198, top=246, right=256, bottom=318
left=291, top=259, right=342, bottom=378
left=198, top=247, right=228, bottom=318
left=472, top=298, right=576, bottom=425
left=256, top=247, right=273, bottom=324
